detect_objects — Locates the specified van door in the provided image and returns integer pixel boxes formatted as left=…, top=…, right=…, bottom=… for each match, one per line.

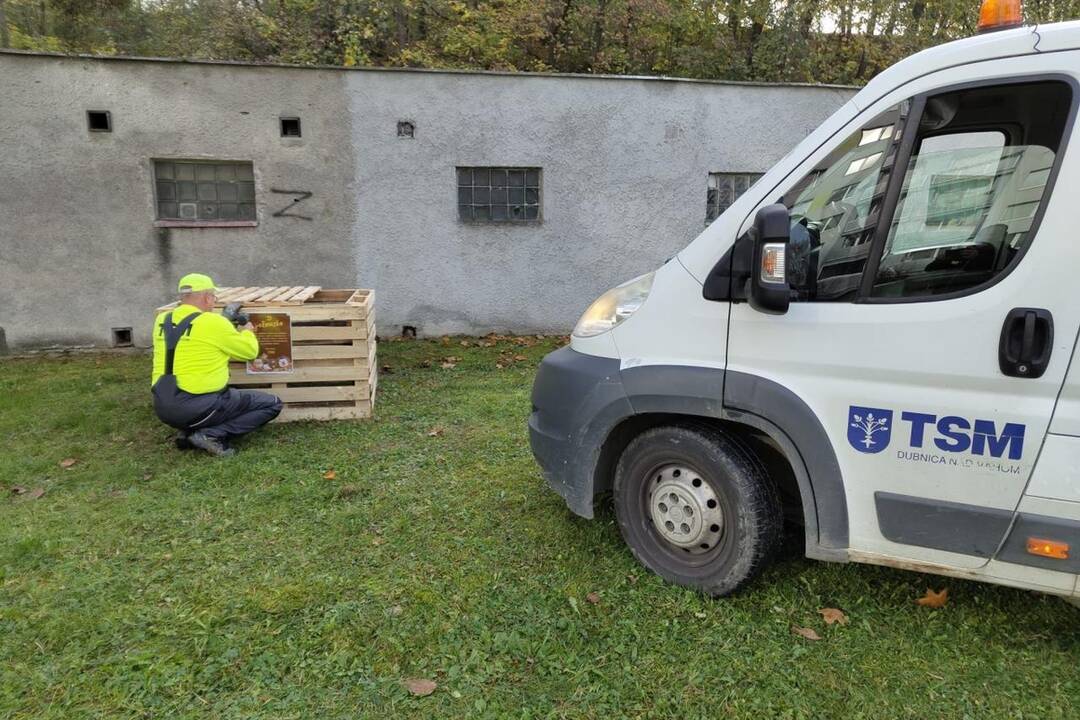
left=724, top=64, right=1079, bottom=569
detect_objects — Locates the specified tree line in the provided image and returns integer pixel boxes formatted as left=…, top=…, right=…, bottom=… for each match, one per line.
left=2, top=0, right=1079, bottom=85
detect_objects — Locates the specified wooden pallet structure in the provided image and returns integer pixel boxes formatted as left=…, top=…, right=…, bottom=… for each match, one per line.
left=159, top=286, right=376, bottom=422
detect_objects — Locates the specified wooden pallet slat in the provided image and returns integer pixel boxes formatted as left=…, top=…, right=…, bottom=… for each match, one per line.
left=245, top=286, right=283, bottom=304
left=291, top=325, right=365, bottom=342
left=291, top=345, right=368, bottom=361
left=215, top=287, right=248, bottom=302
left=261, top=286, right=298, bottom=303
left=277, top=404, right=371, bottom=423
left=347, top=289, right=372, bottom=307
left=229, top=365, right=363, bottom=384
left=221, top=286, right=253, bottom=302
left=291, top=285, right=322, bottom=304
left=273, top=305, right=367, bottom=322
left=249, top=286, right=281, bottom=303
left=252, top=286, right=291, bottom=303
left=262, top=385, right=362, bottom=403
left=273, top=286, right=310, bottom=303
left=232, top=286, right=275, bottom=303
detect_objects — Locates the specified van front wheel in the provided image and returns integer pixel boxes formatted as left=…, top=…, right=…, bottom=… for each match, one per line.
left=613, top=425, right=782, bottom=596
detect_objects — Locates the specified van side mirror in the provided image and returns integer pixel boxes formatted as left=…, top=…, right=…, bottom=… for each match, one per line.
left=750, top=203, right=791, bottom=315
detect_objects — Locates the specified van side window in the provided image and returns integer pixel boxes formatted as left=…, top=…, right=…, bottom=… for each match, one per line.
left=780, top=103, right=909, bottom=301
left=871, top=81, right=1071, bottom=299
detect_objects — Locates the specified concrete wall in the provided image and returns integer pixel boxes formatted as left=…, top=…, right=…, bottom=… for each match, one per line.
left=0, top=51, right=855, bottom=350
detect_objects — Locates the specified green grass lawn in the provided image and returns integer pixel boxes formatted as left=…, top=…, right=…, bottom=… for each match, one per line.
left=1, top=337, right=1078, bottom=719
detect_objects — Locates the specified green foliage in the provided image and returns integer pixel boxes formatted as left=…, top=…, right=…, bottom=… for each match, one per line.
left=3, top=1, right=1080, bottom=83
left=1, top=340, right=1078, bottom=717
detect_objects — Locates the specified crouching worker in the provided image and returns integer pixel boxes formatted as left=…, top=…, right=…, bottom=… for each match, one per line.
left=151, top=273, right=282, bottom=457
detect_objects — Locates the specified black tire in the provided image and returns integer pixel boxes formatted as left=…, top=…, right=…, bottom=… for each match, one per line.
left=613, top=424, right=782, bottom=596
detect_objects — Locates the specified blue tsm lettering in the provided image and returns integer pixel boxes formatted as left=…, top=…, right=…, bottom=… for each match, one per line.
left=902, top=412, right=935, bottom=447
left=900, top=412, right=1024, bottom=461
left=933, top=416, right=970, bottom=453
left=971, top=419, right=1025, bottom=461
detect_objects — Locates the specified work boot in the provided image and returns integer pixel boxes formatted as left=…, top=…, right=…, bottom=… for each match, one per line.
left=187, top=432, right=236, bottom=458
left=174, top=432, right=194, bottom=451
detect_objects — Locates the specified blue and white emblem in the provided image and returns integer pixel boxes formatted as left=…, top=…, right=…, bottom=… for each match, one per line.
left=848, top=406, right=893, bottom=454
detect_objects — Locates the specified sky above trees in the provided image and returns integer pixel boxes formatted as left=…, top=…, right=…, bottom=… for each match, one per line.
left=2, top=1, right=1079, bottom=85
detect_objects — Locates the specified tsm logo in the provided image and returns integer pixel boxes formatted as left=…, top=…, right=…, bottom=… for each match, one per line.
left=846, top=405, right=1026, bottom=460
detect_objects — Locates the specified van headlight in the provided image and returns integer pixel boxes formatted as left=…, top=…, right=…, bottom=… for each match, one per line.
left=573, top=272, right=655, bottom=338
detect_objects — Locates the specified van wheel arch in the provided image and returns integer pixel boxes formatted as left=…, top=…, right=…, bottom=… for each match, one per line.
left=595, top=412, right=846, bottom=562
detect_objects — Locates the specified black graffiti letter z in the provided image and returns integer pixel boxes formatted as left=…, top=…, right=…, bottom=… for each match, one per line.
left=270, top=189, right=314, bottom=220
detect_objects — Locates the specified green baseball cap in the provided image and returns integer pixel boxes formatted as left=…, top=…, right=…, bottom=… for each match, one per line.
left=177, top=273, right=218, bottom=293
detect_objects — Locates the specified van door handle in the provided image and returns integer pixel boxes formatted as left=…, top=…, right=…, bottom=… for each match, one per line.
left=999, top=308, right=1054, bottom=378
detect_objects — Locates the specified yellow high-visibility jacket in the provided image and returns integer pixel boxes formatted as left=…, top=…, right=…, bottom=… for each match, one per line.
left=151, top=304, right=259, bottom=394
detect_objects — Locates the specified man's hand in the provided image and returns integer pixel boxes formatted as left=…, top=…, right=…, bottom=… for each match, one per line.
left=241, top=322, right=256, bottom=332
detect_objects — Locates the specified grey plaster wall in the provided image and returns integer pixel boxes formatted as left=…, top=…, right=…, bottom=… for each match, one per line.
left=0, top=51, right=854, bottom=350
left=347, top=72, right=852, bottom=335
left=0, top=53, right=357, bottom=350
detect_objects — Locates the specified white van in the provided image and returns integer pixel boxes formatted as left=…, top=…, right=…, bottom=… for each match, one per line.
left=529, top=11, right=1080, bottom=598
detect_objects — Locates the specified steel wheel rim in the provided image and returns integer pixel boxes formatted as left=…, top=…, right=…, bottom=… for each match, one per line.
left=645, top=463, right=725, bottom=555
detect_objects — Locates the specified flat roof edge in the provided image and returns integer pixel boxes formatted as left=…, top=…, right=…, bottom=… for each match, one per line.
left=0, top=48, right=860, bottom=90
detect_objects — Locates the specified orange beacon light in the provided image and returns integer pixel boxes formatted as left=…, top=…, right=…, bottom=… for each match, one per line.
left=977, top=0, right=1024, bottom=33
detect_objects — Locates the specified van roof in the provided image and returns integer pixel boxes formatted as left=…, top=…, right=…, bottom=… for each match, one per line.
left=853, top=20, right=1080, bottom=110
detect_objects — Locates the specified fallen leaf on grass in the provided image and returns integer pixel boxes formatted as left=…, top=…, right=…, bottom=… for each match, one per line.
left=792, top=626, right=822, bottom=641
left=322, top=469, right=337, bottom=480
left=818, top=607, right=849, bottom=625
left=586, top=592, right=601, bottom=604
left=440, top=362, right=457, bottom=369
left=916, top=588, right=948, bottom=608
left=513, top=354, right=528, bottom=362
left=371, top=537, right=385, bottom=546
left=59, top=458, right=78, bottom=469
left=427, top=427, right=444, bottom=437
left=405, top=678, right=437, bottom=696
left=495, top=363, right=504, bottom=370
left=11, top=486, right=27, bottom=495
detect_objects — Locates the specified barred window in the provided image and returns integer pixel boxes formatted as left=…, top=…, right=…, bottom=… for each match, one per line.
left=154, top=160, right=256, bottom=222
left=458, top=167, right=541, bottom=223
left=706, top=172, right=763, bottom=224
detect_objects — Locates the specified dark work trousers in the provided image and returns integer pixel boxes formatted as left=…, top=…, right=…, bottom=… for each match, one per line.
left=179, top=388, right=283, bottom=441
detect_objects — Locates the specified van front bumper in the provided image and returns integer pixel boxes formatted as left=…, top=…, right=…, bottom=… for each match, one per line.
left=528, top=346, right=633, bottom=518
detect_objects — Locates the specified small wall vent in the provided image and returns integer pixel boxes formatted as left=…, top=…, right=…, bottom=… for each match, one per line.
left=87, top=110, right=112, bottom=132
left=111, top=327, right=133, bottom=347
left=280, top=117, right=302, bottom=137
